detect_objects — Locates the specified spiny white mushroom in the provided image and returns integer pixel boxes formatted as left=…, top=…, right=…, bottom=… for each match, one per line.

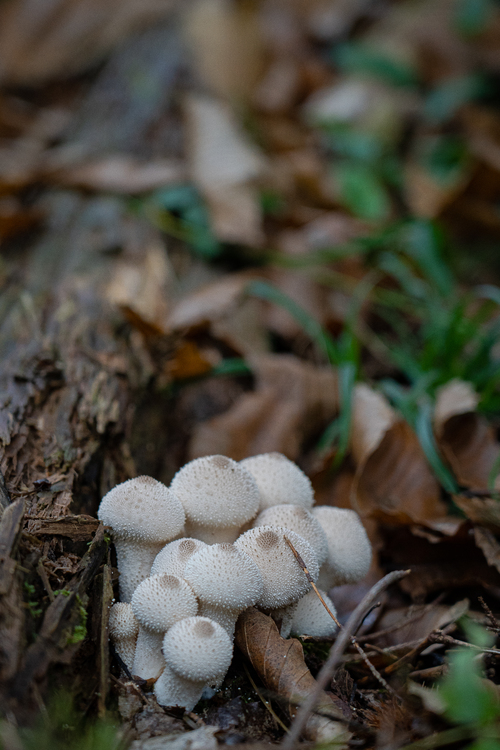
left=290, top=589, right=338, bottom=638
left=312, top=506, right=372, bottom=589
left=183, top=543, right=263, bottom=637
left=252, top=505, right=328, bottom=566
left=170, top=455, right=260, bottom=543
left=98, top=476, right=185, bottom=602
left=108, top=602, right=139, bottom=672
left=155, top=617, right=233, bottom=710
left=131, top=573, right=198, bottom=680
left=151, top=538, right=208, bottom=577
left=240, top=453, right=314, bottom=511
left=234, top=526, right=319, bottom=609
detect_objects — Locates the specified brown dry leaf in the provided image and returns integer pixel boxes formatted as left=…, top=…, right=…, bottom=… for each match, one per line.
left=51, top=156, right=186, bottom=194
left=474, top=527, right=500, bottom=574
left=235, top=608, right=351, bottom=744
left=167, top=272, right=269, bottom=357
left=351, top=384, right=447, bottom=524
left=189, top=354, right=338, bottom=461
left=165, top=341, right=213, bottom=381
left=404, top=159, right=473, bottom=219
left=453, top=495, right=500, bottom=530
left=105, top=244, right=172, bottom=330
left=0, top=0, right=181, bottom=85
left=184, top=93, right=266, bottom=246
left=434, top=380, right=500, bottom=491
left=184, top=0, right=264, bottom=101
left=373, top=599, right=469, bottom=648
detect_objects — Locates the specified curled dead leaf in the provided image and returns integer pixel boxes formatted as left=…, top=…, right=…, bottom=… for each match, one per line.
left=351, top=385, right=446, bottom=524
left=434, top=380, right=500, bottom=491
left=235, top=608, right=351, bottom=745
left=188, top=354, right=338, bottom=461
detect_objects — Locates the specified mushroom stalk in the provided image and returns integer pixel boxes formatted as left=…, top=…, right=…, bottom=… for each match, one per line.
left=154, top=663, right=206, bottom=711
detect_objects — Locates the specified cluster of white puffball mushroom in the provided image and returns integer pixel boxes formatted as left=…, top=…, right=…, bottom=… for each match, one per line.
left=99, top=452, right=372, bottom=712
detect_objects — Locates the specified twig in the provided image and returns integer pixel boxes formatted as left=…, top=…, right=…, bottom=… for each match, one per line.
left=282, top=568, right=411, bottom=749
left=284, top=536, right=398, bottom=696
left=243, top=662, right=290, bottom=733
left=478, top=596, right=500, bottom=635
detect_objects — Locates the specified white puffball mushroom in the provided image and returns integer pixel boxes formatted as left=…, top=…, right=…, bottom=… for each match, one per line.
left=109, top=602, right=139, bottom=672
left=269, top=601, right=298, bottom=638
left=240, top=453, right=314, bottom=511
left=234, top=526, right=319, bottom=609
left=290, top=589, right=338, bottom=638
left=170, top=455, right=260, bottom=543
left=131, top=573, right=198, bottom=680
left=312, top=506, right=372, bottom=589
left=151, top=538, right=208, bottom=577
left=183, top=543, right=263, bottom=637
left=155, top=616, right=233, bottom=710
left=252, top=505, right=328, bottom=567
left=98, top=476, right=186, bottom=602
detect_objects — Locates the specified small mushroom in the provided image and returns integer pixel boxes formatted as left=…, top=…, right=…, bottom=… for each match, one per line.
left=170, top=455, right=260, bottom=543
left=151, top=538, right=208, bottom=577
left=252, top=504, right=328, bottom=566
left=183, top=543, right=263, bottom=636
left=131, top=573, right=198, bottom=680
left=312, top=506, right=372, bottom=589
left=98, top=476, right=185, bottom=602
left=108, top=602, right=139, bottom=672
left=240, top=453, right=314, bottom=511
left=290, top=589, right=338, bottom=638
left=234, top=526, right=319, bottom=609
left=155, top=617, right=233, bottom=710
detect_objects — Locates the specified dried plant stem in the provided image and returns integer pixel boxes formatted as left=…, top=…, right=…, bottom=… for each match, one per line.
left=284, top=536, right=398, bottom=695
left=282, top=568, right=411, bottom=750
left=243, top=662, right=290, bottom=734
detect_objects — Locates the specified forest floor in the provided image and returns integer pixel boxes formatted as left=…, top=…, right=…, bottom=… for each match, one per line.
left=1, top=0, right=500, bottom=748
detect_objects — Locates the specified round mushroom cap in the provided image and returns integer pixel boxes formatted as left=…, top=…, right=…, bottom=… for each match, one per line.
left=109, top=602, right=139, bottom=641
left=240, top=453, right=314, bottom=511
left=252, top=505, right=328, bottom=566
left=98, top=476, right=185, bottom=544
left=170, top=455, right=260, bottom=532
left=151, top=538, right=208, bottom=577
left=290, top=589, right=338, bottom=638
left=234, top=526, right=319, bottom=609
left=131, top=574, right=198, bottom=633
left=163, top=616, right=233, bottom=683
left=312, top=506, right=372, bottom=588
left=183, top=543, right=263, bottom=610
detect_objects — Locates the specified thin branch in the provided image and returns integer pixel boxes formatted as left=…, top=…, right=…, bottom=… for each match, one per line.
left=282, top=567, right=411, bottom=749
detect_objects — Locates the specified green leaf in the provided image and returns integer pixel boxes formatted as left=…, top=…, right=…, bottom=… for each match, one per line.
left=415, top=400, right=459, bottom=493
left=440, top=648, right=500, bottom=726
left=424, top=75, right=488, bottom=125
left=333, top=42, right=418, bottom=87
left=455, top=0, right=495, bottom=36
left=246, top=279, right=339, bottom=365
left=336, top=163, right=392, bottom=221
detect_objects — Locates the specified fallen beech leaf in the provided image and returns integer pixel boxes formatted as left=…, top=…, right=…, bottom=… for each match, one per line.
left=188, top=354, right=338, bottom=461
left=51, top=156, right=186, bottom=194
left=453, top=495, right=500, bottom=530
left=166, top=272, right=269, bottom=357
left=0, top=0, right=181, bottom=85
left=235, top=608, right=351, bottom=744
left=184, top=93, right=266, bottom=246
left=434, top=380, right=500, bottom=491
left=184, top=0, right=264, bottom=101
left=351, top=384, right=447, bottom=524
left=105, top=244, right=172, bottom=329
left=474, top=527, right=500, bottom=574
left=373, top=599, right=469, bottom=648
left=165, top=340, right=212, bottom=381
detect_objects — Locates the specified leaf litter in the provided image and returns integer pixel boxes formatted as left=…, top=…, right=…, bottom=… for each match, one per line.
left=1, top=0, right=500, bottom=748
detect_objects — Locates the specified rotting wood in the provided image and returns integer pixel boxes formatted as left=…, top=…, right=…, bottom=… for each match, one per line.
left=6, top=522, right=107, bottom=712
left=30, top=515, right=100, bottom=541
left=0, top=497, right=26, bottom=685
left=98, top=558, right=114, bottom=718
